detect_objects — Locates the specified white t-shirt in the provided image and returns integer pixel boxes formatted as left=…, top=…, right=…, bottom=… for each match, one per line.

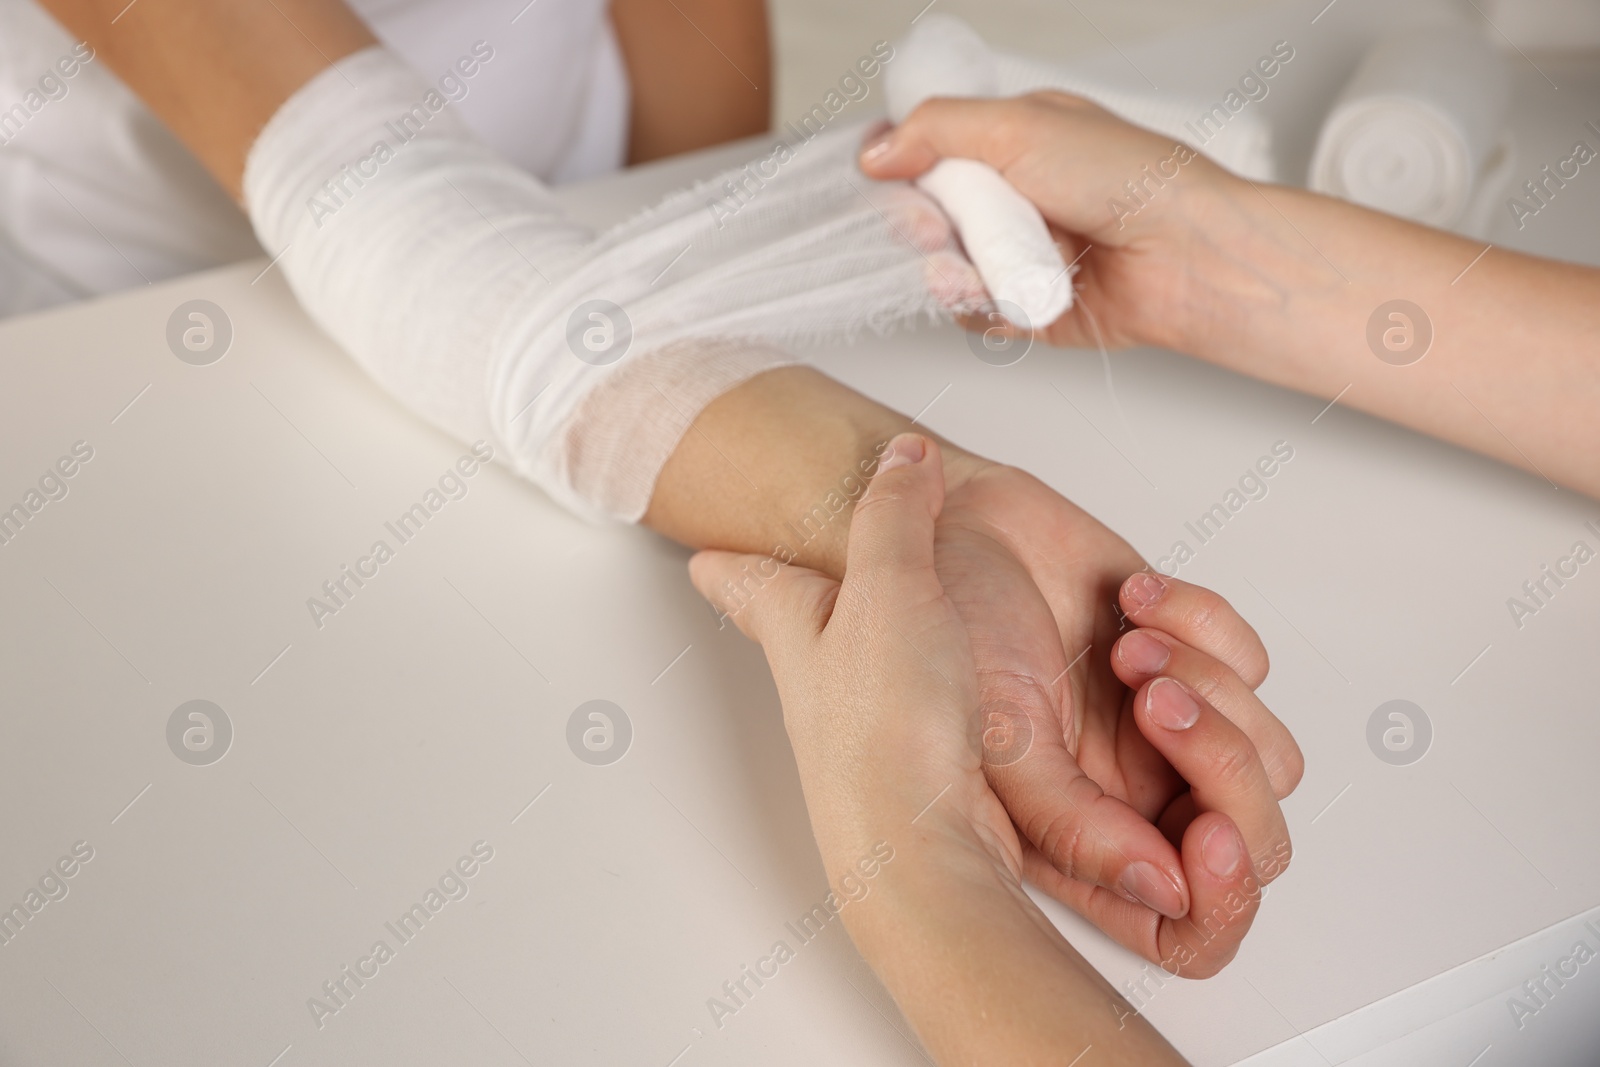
left=0, top=0, right=630, bottom=317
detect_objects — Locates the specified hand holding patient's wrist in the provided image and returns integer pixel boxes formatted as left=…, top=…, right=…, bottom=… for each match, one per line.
left=933, top=443, right=991, bottom=496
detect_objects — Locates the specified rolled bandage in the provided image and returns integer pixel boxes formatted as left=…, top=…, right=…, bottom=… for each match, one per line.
left=246, top=47, right=984, bottom=522
left=913, top=159, right=1070, bottom=328
left=1309, top=26, right=1511, bottom=230
left=886, top=15, right=1073, bottom=330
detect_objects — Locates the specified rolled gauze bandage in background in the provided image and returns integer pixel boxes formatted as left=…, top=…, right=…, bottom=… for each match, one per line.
left=886, top=15, right=1074, bottom=330
left=1309, top=25, right=1511, bottom=230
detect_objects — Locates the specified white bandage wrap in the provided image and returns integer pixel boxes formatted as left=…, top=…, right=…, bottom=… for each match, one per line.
left=244, top=49, right=592, bottom=450
left=245, top=31, right=1288, bottom=525
left=485, top=122, right=986, bottom=515
left=245, top=47, right=982, bottom=522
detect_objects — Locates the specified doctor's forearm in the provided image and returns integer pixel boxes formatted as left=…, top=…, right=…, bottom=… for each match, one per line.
left=839, top=821, right=1187, bottom=1067
left=1182, top=181, right=1600, bottom=497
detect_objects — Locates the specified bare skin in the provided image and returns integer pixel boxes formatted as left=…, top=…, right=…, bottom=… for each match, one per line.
left=40, top=0, right=376, bottom=197
left=610, top=0, right=771, bottom=162
left=861, top=92, right=1600, bottom=498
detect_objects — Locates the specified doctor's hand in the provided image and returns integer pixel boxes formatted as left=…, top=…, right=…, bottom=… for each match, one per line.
left=693, top=433, right=1300, bottom=980
left=862, top=93, right=1600, bottom=499
left=689, top=435, right=1281, bottom=1063
left=859, top=91, right=1247, bottom=356
left=690, top=433, right=1009, bottom=879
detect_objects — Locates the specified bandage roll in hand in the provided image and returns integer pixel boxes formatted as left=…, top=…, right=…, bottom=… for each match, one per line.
left=883, top=15, right=1283, bottom=331
left=1309, top=26, right=1512, bottom=230
left=885, top=15, right=1074, bottom=330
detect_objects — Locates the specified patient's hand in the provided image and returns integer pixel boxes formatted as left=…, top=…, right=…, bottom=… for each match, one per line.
left=933, top=451, right=1302, bottom=972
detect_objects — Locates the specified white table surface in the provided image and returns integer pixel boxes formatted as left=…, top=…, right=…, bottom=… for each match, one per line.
left=2, top=2, right=1599, bottom=1065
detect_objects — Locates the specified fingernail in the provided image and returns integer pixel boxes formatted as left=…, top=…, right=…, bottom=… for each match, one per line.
left=1116, top=630, right=1170, bottom=675
left=859, top=129, right=895, bottom=167
left=878, top=433, right=925, bottom=472
left=1146, top=677, right=1201, bottom=731
left=1124, top=571, right=1166, bottom=610
left=1202, top=822, right=1244, bottom=879
left=1120, top=861, right=1185, bottom=919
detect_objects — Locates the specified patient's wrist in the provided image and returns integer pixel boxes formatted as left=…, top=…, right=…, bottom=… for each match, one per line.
left=646, top=366, right=987, bottom=578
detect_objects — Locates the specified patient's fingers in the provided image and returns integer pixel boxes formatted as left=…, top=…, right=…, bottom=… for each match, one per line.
left=1120, top=572, right=1269, bottom=689
left=1018, top=811, right=1262, bottom=979
left=1155, top=812, right=1262, bottom=978
left=1112, top=628, right=1304, bottom=800
left=1129, top=674, right=1293, bottom=884
left=1019, top=668, right=1286, bottom=974
left=942, top=526, right=1191, bottom=921
left=989, top=719, right=1190, bottom=920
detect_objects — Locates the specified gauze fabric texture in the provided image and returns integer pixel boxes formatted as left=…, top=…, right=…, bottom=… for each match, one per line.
left=245, top=48, right=589, bottom=452
left=245, top=46, right=985, bottom=522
